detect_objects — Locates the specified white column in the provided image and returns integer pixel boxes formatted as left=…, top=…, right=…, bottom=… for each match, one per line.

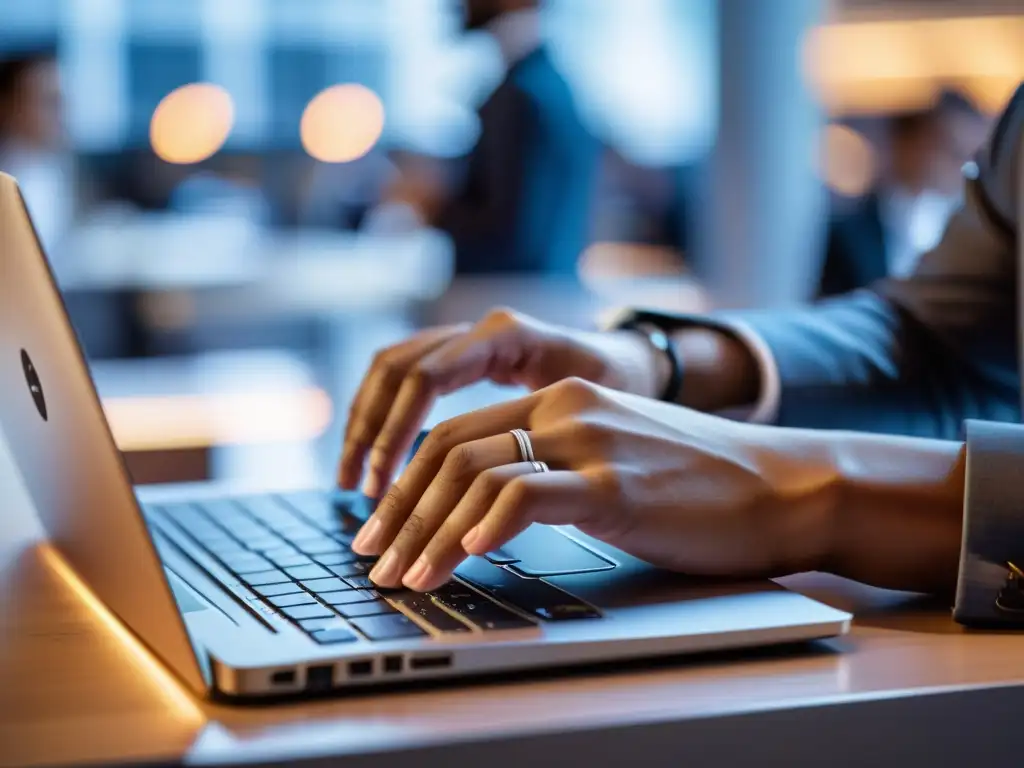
left=694, top=0, right=826, bottom=309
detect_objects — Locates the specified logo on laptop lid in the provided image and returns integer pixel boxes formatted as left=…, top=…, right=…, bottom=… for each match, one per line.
left=21, top=349, right=47, bottom=421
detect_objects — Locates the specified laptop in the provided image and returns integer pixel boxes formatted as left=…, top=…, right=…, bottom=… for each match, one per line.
left=0, top=173, right=850, bottom=700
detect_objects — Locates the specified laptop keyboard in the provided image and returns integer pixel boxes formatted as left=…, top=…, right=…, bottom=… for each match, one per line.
left=154, top=491, right=600, bottom=645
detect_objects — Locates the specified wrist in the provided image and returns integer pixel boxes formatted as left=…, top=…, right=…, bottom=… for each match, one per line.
left=749, top=426, right=843, bottom=575
left=819, top=432, right=966, bottom=593
left=593, top=330, right=671, bottom=399
left=672, top=328, right=760, bottom=411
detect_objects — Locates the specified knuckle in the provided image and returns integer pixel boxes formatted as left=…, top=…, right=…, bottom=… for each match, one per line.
left=441, top=443, right=477, bottom=481
left=501, top=476, right=534, bottom=513
left=475, top=468, right=508, bottom=498
left=480, top=306, right=521, bottom=330
left=405, top=361, right=437, bottom=392
left=557, top=417, right=614, bottom=454
left=548, top=376, right=600, bottom=407
left=378, top=484, right=407, bottom=516
left=425, top=418, right=458, bottom=452
left=399, top=511, right=428, bottom=541
left=370, top=348, right=395, bottom=372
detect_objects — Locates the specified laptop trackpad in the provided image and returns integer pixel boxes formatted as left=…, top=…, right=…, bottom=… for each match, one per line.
left=487, top=525, right=615, bottom=577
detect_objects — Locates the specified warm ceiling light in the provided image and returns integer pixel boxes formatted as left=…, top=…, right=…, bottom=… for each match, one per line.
left=150, top=83, right=234, bottom=164
left=805, top=15, right=1024, bottom=115
left=819, top=123, right=877, bottom=197
left=300, top=84, right=385, bottom=163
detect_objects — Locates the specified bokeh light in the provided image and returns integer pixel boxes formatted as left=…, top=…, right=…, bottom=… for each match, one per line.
left=150, top=83, right=234, bottom=164
left=300, top=84, right=385, bottom=163
left=818, top=123, right=877, bottom=198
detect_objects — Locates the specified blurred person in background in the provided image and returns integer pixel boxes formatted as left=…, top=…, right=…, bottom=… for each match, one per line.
left=818, top=89, right=989, bottom=297
left=389, top=0, right=600, bottom=276
left=0, top=45, right=75, bottom=259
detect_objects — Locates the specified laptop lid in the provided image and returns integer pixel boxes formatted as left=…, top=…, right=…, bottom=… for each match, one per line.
left=0, top=174, right=206, bottom=693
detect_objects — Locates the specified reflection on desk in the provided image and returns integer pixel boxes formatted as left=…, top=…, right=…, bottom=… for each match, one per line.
left=3, top=475, right=1024, bottom=768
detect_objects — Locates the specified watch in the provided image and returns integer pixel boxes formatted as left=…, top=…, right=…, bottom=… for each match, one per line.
left=613, top=313, right=684, bottom=404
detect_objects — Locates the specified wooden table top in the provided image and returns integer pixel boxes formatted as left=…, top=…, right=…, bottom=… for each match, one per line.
left=3, top=477, right=1024, bottom=767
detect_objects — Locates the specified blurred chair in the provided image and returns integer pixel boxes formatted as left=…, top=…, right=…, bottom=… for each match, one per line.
left=819, top=90, right=990, bottom=298
left=391, top=0, right=600, bottom=277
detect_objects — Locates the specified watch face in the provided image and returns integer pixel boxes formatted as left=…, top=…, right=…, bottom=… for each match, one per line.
left=995, top=561, right=1024, bottom=613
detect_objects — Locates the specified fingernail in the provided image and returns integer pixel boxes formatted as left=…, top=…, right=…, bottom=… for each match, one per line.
left=461, top=525, right=483, bottom=553
left=352, top=517, right=382, bottom=554
left=361, top=472, right=382, bottom=500
left=402, top=555, right=432, bottom=590
left=369, top=549, right=400, bottom=586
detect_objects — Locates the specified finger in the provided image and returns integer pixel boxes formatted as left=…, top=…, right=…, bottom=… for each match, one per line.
left=365, top=432, right=526, bottom=585
left=337, top=325, right=464, bottom=491
left=403, top=463, right=541, bottom=591
left=363, top=321, right=530, bottom=497
left=352, top=409, right=571, bottom=560
left=462, top=470, right=600, bottom=556
left=352, top=398, right=537, bottom=551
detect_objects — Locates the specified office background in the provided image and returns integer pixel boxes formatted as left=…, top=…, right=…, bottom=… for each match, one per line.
left=0, top=0, right=1021, bottom=487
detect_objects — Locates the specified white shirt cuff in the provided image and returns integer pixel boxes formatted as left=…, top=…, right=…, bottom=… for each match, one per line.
left=711, top=318, right=781, bottom=425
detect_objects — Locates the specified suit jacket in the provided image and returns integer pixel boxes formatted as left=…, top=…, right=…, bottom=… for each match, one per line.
left=435, top=48, right=600, bottom=276
left=634, top=83, right=1024, bottom=626
left=714, top=83, right=1024, bottom=439
left=817, top=193, right=889, bottom=298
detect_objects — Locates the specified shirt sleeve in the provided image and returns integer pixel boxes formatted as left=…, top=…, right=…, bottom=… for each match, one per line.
left=600, top=307, right=782, bottom=424
left=954, top=420, right=1024, bottom=626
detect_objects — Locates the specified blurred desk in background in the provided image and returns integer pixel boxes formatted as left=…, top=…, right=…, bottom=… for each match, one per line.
left=429, top=275, right=707, bottom=330
left=92, top=351, right=331, bottom=488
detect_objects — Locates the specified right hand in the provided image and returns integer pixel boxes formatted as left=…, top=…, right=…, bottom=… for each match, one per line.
left=337, top=309, right=668, bottom=497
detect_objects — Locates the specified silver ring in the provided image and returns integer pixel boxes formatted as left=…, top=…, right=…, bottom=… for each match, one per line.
left=509, top=428, right=535, bottom=463
left=530, top=461, right=549, bottom=473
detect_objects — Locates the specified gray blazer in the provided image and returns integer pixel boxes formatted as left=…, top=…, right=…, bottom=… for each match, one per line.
left=719, top=84, right=1024, bottom=439
left=639, top=84, right=1024, bottom=625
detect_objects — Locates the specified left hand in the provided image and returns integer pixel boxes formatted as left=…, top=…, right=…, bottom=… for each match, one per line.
left=351, top=377, right=837, bottom=592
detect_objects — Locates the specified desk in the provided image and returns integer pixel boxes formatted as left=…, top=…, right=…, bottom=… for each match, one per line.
left=3, top=484, right=1024, bottom=767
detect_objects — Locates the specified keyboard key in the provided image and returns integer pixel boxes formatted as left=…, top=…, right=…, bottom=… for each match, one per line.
left=335, top=600, right=397, bottom=619
left=241, top=537, right=285, bottom=552
left=282, top=490, right=366, bottom=535
left=242, top=569, right=290, bottom=586
left=311, top=627, right=358, bottom=645
left=285, top=564, right=331, bottom=581
left=301, top=577, right=349, bottom=594
left=344, top=575, right=375, bottom=590
left=254, top=582, right=303, bottom=597
left=281, top=603, right=335, bottom=621
left=484, top=547, right=518, bottom=565
left=316, top=553, right=357, bottom=567
left=351, top=614, right=426, bottom=641
left=455, top=557, right=602, bottom=621
left=299, top=618, right=337, bottom=632
left=268, top=554, right=314, bottom=569
left=267, top=593, right=318, bottom=608
left=390, top=591, right=472, bottom=634
left=219, top=553, right=273, bottom=574
left=328, top=563, right=366, bottom=578
left=431, top=582, right=536, bottom=631
left=499, top=526, right=615, bottom=577
left=320, top=589, right=380, bottom=605
left=198, top=537, right=245, bottom=554
left=292, top=539, right=348, bottom=556
left=262, top=546, right=301, bottom=559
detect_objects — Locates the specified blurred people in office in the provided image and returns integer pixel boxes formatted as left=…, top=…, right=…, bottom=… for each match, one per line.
left=0, top=45, right=75, bottom=261
left=818, top=90, right=988, bottom=297
left=388, top=0, right=600, bottom=276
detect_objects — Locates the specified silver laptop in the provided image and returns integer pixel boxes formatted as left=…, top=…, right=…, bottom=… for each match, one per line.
left=0, top=173, right=850, bottom=700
